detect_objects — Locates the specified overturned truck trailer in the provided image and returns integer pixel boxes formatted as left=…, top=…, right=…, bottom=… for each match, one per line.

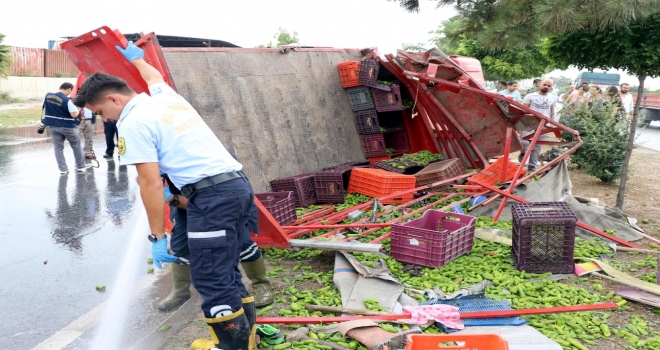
left=63, top=27, right=614, bottom=249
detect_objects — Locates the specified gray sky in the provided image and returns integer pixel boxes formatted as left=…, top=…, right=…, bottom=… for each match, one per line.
left=1, top=0, right=453, bottom=55
left=3, top=0, right=659, bottom=89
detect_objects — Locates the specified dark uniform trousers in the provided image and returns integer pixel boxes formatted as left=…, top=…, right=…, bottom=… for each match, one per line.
left=185, top=176, right=255, bottom=317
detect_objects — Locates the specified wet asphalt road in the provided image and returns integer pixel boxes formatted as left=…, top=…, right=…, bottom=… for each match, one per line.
left=638, top=121, right=660, bottom=152
left=0, top=125, right=156, bottom=349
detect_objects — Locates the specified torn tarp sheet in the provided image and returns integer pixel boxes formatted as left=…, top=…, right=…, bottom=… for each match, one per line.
left=471, top=161, right=644, bottom=242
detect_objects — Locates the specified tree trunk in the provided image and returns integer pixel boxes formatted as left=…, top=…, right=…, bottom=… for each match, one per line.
left=616, top=73, right=646, bottom=210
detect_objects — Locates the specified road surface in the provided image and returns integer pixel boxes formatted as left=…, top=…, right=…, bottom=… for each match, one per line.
left=638, top=121, right=660, bottom=152
left=0, top=125, right=186, bottom=350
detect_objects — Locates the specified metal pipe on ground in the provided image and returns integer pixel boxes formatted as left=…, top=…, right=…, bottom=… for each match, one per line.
left=288, top=239, right=383, bottom=254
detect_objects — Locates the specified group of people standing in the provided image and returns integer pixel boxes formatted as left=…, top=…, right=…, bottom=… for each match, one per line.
left=559, top=82, right=634, bottom=118
left=41, top=83, right=119, bottom=175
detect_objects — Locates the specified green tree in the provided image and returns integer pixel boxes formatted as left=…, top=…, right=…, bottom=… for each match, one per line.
left=391, top=0, right=660, bottom=50
left=0, top=33, right=11, bottom=77
left=547, top=12, right=660, bottom=210
left=427, top=16, right=556, bottom=81
left=274, top=27, right=299, bottom=47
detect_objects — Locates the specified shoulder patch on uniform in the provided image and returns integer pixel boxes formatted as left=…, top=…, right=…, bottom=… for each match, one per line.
left=118, top=137, right=126, bottom=155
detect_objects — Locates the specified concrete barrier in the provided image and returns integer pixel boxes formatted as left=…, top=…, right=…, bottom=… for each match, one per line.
left=0, top=76, right=75, bottom=101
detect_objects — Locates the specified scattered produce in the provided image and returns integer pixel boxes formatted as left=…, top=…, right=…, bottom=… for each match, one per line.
left=147, top=257, right=153, bottom=264
left=95, top=285, right=106, bottom=292
left=147, top=267, right=155, bottom=274
left=159, top=324, right=171, bottom=331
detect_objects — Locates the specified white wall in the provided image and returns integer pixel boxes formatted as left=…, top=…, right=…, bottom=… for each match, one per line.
left=0, top=76, right=75, bottom=101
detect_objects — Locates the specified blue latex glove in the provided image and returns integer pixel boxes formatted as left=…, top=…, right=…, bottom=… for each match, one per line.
left=152, top=238, right=177, bottom=269
left=115, top=41, right=144, bottom=62
left=163, top=186, right=172, bottom=201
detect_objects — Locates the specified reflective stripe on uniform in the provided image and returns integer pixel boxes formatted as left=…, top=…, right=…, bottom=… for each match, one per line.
left=240, top=242, right=259, bottom=261
left=188, top=230, right=226, bottom=239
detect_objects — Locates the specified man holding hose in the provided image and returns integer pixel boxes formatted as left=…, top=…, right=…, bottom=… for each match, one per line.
left=73, top=41, right=257, bottom=350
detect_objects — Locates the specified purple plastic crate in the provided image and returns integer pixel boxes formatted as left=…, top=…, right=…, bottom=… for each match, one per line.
left=270, top=173, right=317, bottom=208
left=391, top=211, right=476, bottom=268
left=511, top=202, right=578, bottom=274
left=373, top=85, right=403, bottom=112
left=358, top=59, right=379, bottom=87
left=360, top=134, right=388, bottom=158
left=384, top=129, right=410, bottom=153
left=354, top=109, right=381, bottom=134
left=255, top=192, right=297, bottom=225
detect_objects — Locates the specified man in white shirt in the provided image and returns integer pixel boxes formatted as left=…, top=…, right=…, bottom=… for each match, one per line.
left=521, top=79, right=557, bottom=171
left=619, top=83, right=634, bottom=117
left=497, top=81, right=522, bottom=102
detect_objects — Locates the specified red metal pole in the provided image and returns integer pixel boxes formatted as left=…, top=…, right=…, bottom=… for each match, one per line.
left=256, top=303, right=618, bottom=324
left=501, top=126, right=513, bottom=184
left=469, top=178, right=641, bottom=248
left=493, top=122, right=544, bottom=221
left=281, top=223, right=392, bottom=230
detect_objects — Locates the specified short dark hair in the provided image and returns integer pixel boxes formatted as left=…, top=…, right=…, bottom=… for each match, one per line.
left=73, top=73, right=135, bottom=108
left=621, top=83, right=630, bottom=87
left=60, top=82, right=74, bottom=90
left=507, top=81, right=518, bottom=86
left=608, top=86, right=618, bottom=95
left=533, top=78, right=541, bottom=83
left=581, top=82, right=589, bottom=86
left=499, top=81, right=506, bottom=86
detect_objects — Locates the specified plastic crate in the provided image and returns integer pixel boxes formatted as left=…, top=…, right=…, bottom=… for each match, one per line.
left=354, top=109, right=381, bottom=134
left=404, top=334, right=509, bottom=350
left=375, top=158, right=419, bottom=174
left=373, top=85, right=403, bottom=112
left=347, top=168, right=417, bottom=204
left=358, top=59, right=379, bottom=87
left=338, top=61, right=361, bottom=88
left=384, top=129, right=410, bottom=153
left=415, top=159, right=467, bottom=188
left=466, top=157, right=519, bottom=192
left=254, top=192, right=297, bottom=226
left=270, top=173, right=317, bottom=208
left=360, top=134, right=388, bottom=158
left=391, top=211, right=476, bottom=268
left=313, top=163, right=365, bottom=204
left=511, top=202, right=578, bottom=274
left=378, top=111, right=404, bottom=131
left=368, top=156, right=391, bottom=168
left=346, top=86, right=375, bottom=111
left=424, top=295, right=528, bottom=333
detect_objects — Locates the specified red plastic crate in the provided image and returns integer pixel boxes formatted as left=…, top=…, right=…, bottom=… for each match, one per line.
left=347, top=168, right=416, bottom=204
left=414, top=158, right=467, bottom=188
left=368, top=156, right=391, bottom=168
left=353, top=109, right=381, bottom=134
left=466, top=157, right=519, bottom=192
left=391, top=211, right=476, bottom=268
left=254, top=192, right=297, bottom=225
left=338, top=61, right=361, bottom=88
left=373, top=85, right=403, bottom=112
left=512, top=202, right=578, bottom=274
left=270, top=173, right=317, bottom=207
left=404, top=334, right=509, bottom=350
left=360, top=134, right=388, bottom=158
left=358, top=59, right=379, bottom=87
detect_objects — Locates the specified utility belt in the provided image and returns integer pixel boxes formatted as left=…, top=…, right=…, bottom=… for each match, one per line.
left=181, top=171, right=245, bottom=197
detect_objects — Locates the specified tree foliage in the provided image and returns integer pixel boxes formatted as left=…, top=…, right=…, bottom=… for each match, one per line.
left=392, top=0, right=660, bottom=50
left=274, top=27, right=299, bottom=47
left=426, top=16, right=555, bottom=81
left=560, top=104, right=629, bottom=183
left=548, top=12, right=660, bottom=209
left=0, top=33, right=11, bottom=77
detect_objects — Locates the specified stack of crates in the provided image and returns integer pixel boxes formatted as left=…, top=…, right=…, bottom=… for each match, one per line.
left=337, top=59, right=408, bottom=162
left=347, top=168, right=416, bottom=204
left=313, top=162, right=368, bottom=204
